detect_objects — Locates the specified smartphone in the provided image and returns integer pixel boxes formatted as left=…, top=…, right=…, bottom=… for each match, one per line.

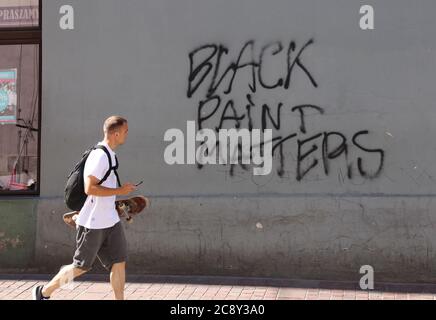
left=135, top=181, right=144, bottom=187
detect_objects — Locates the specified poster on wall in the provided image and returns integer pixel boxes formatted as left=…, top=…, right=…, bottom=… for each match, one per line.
left=0, top=69, right=18, bottom=125
left=0, top=0, right=39, bottom=27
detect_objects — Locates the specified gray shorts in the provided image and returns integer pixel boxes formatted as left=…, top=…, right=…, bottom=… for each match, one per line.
left=73, top=222, right=127, bottom=271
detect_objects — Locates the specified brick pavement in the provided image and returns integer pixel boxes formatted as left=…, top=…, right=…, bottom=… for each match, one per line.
left=1, top=275, right=436, bottom=300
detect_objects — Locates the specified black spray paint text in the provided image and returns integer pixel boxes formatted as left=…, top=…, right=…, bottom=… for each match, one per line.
left=187, top=39, right=385, bottom=181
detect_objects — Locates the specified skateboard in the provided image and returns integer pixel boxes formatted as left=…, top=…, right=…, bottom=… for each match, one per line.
left=63, top=196, right=150, bottom=229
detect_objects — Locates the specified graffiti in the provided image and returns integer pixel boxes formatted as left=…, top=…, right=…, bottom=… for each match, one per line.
left=188, top=39, right=317, bottom=99
left=187, top=39, right=385, bottom=181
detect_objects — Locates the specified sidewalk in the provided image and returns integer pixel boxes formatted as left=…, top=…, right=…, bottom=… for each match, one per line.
left=1, top=274, right=436, bottom=300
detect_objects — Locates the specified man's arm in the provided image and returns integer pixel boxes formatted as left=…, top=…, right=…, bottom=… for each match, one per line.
left=84, top=175, right=136, bottom=197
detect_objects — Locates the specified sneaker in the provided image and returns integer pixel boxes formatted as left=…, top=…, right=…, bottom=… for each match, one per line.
left=32, top=285, right=50, bottom=300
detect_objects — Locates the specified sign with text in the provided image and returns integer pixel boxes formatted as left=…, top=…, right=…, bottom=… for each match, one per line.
left=0, top=2, right=39, bottom=27
left=0, top=69, right=18, bottom=124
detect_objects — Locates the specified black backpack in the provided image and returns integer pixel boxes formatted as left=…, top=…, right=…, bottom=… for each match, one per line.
left=64, top=145, right=121, bottom=211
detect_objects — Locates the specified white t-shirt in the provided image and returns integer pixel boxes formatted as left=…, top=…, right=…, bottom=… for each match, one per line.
left=76, top=141, right=120, bottom=229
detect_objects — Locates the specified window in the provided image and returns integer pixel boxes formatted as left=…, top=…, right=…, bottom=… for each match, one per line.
left=0, top=0, right=40, bottom=195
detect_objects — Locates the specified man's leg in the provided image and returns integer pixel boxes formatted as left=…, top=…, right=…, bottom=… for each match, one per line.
left=42, top=264, right=88, bottom=298
left=35, top=226, right=103, bottom=299
left=110, top=262, right=126, bottom=300
left=98, top=222, right=127, bottom=300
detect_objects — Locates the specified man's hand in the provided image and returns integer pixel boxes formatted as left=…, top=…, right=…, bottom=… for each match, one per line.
left=118, top=183, right=136, bottom=196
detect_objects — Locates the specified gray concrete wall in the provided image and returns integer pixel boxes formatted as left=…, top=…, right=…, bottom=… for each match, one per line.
left=6, top=0, right=436, bottom=282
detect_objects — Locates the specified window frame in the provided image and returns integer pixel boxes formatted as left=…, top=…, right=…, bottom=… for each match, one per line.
left=0, top=0, right=41, bottom=196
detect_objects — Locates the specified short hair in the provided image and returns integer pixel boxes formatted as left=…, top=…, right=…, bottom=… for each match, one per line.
left=104, top=116, right=128, bottom=135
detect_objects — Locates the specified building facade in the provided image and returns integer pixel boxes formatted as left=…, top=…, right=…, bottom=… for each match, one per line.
left=1, top=0, right=436, bottom=283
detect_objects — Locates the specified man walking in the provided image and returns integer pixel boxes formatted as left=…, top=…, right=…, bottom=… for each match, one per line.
left=32, top=116, right=137, bottom=300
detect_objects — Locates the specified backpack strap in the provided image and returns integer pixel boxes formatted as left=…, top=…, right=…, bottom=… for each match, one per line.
left=94, top=145, right=121, bottom=187
left=113, top=156, right=122, bottom=187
